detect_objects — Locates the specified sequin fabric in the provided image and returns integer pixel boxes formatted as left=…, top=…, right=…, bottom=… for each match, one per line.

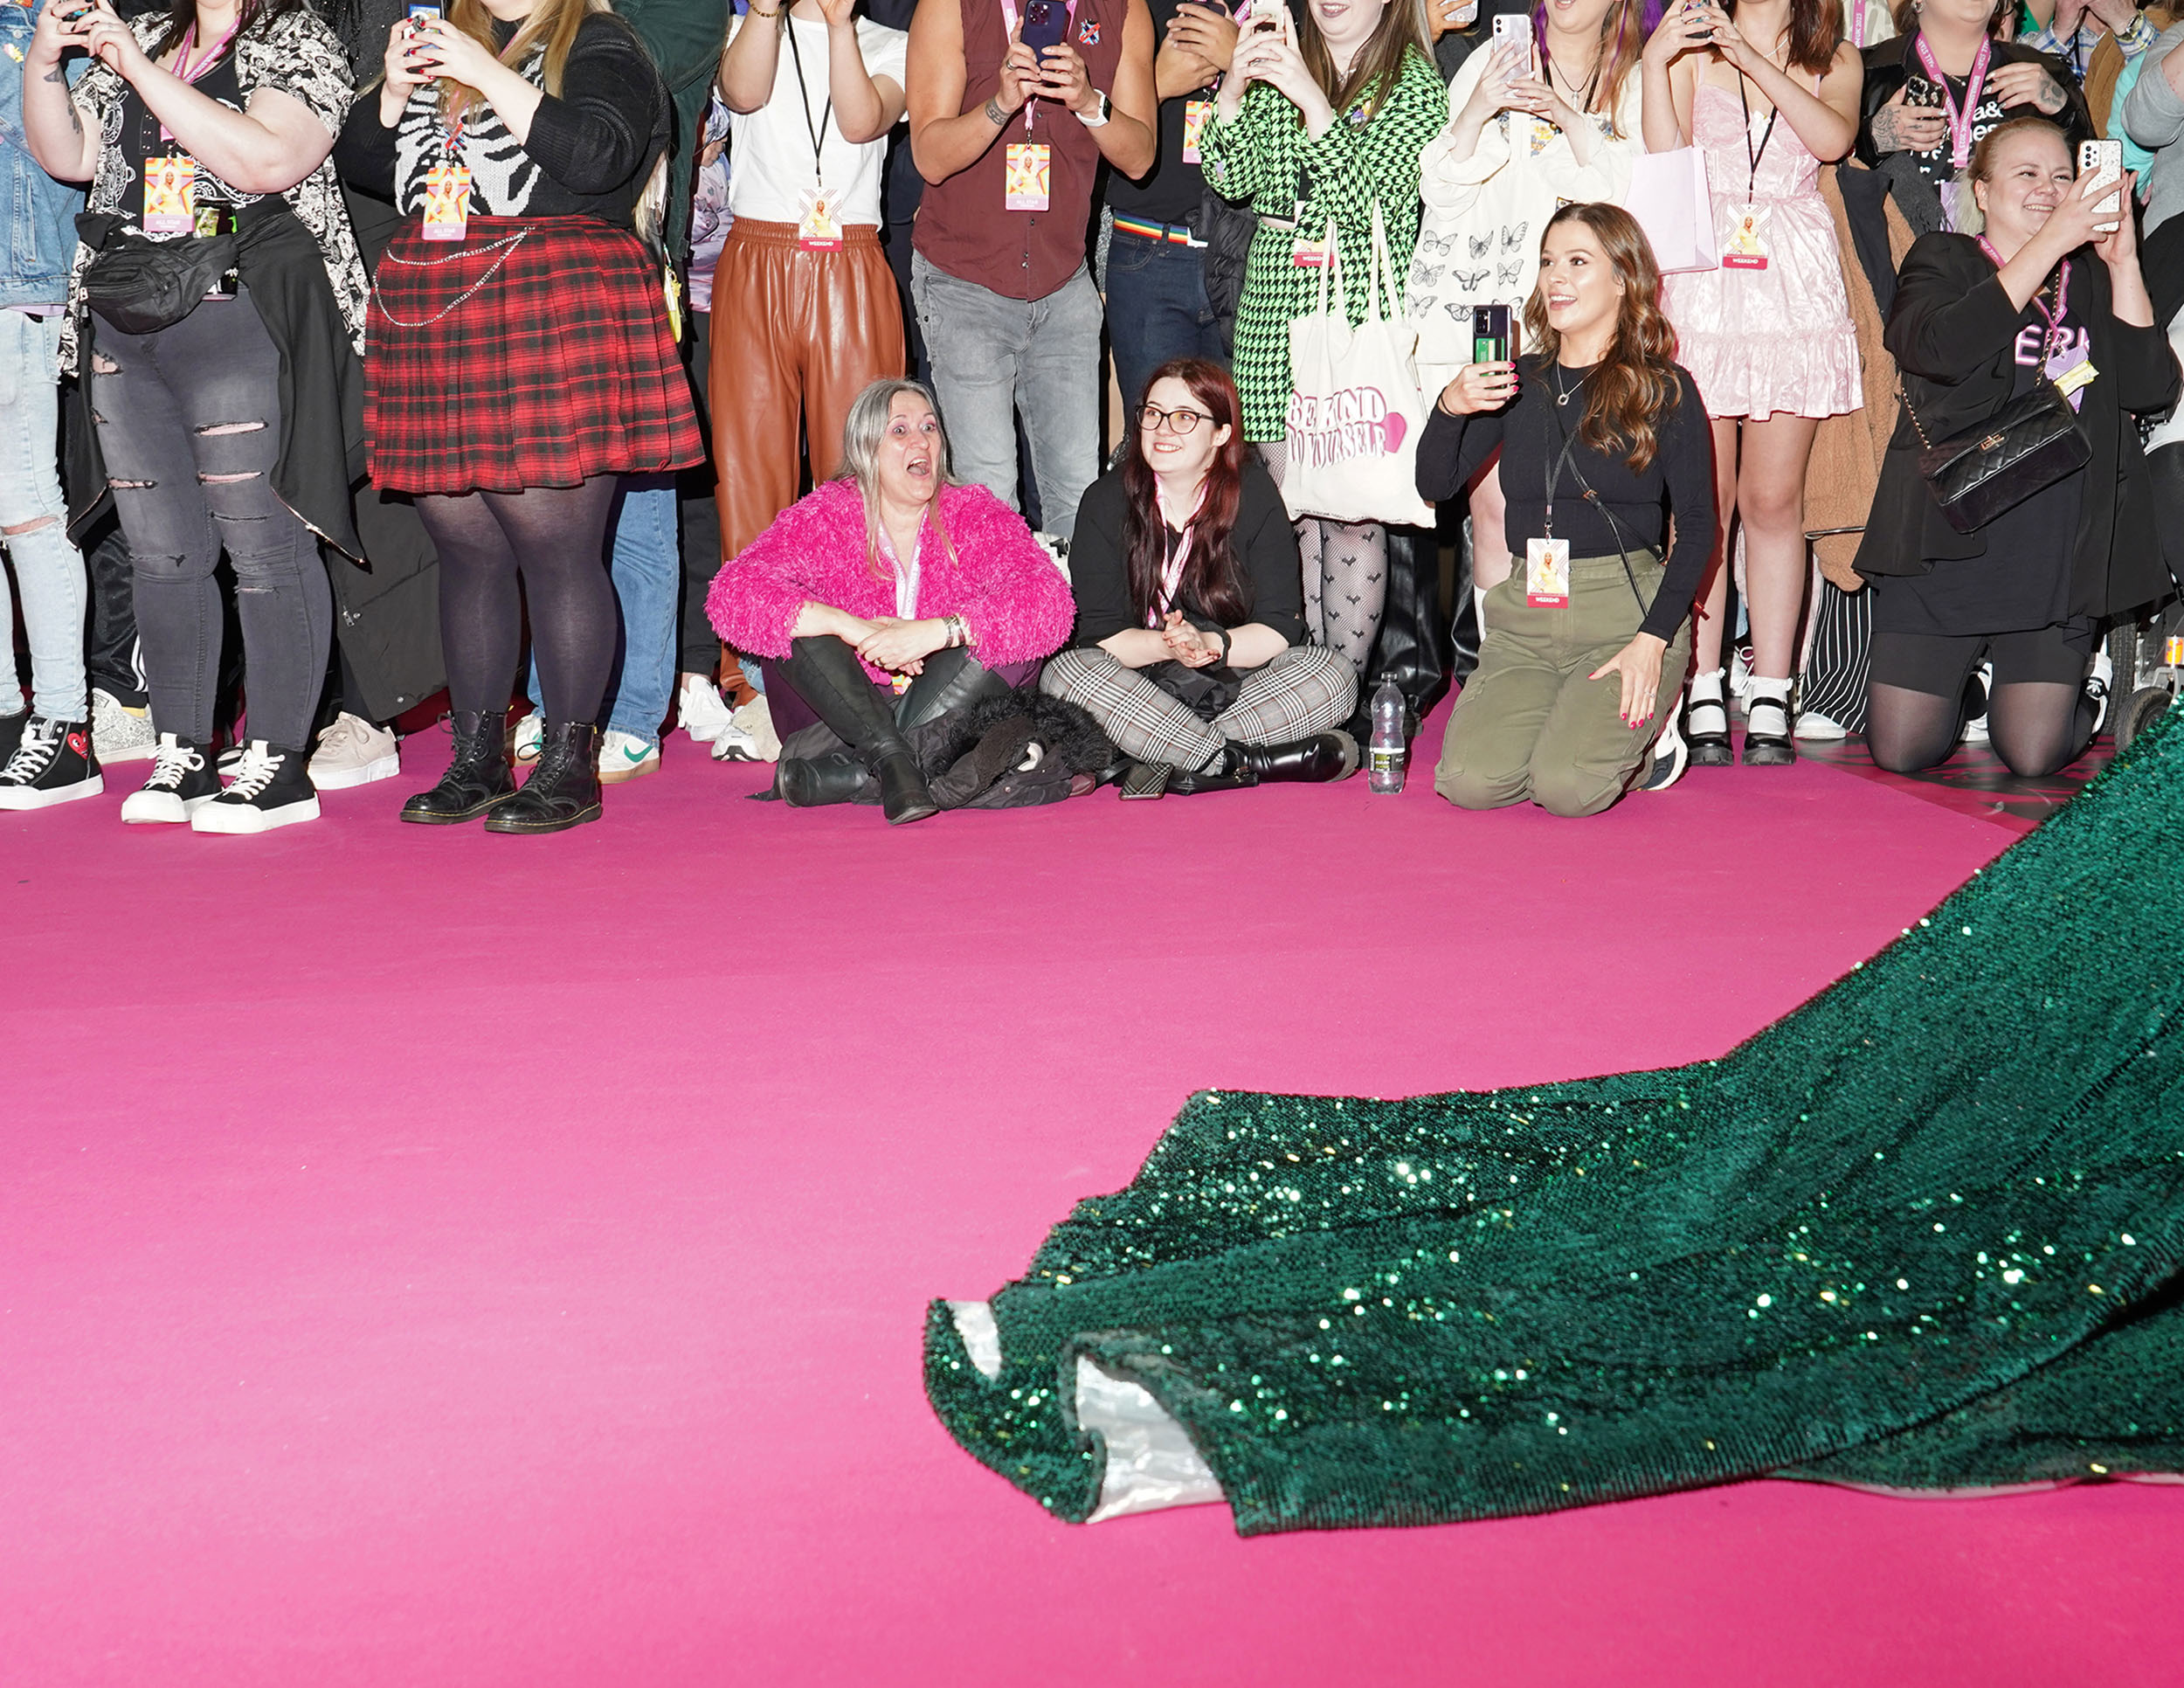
left=924, top=710, right=2184, bottom=1532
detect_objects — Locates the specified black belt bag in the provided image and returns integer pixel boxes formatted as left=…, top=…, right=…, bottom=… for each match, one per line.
left=75, top=203, right=287, bottom=336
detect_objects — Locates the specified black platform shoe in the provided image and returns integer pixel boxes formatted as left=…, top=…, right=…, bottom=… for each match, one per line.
left=400, top=710, right=515, bottom=824
left=1743, top=687, right=1797, bottom=767
left=1685, top=670, right=1733, bottom=767
left=777, top=748, right=871, bottom=807
left=1167, top=730, right=1359, bottom=794
left=485, top=722, right=602, bottom=834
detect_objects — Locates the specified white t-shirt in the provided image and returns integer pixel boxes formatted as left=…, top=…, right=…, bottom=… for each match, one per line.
left=725, top=13, right=909, bottom=228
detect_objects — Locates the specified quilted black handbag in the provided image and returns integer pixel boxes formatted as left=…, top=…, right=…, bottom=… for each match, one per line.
left=1900, top=272, right=2090, bottom=535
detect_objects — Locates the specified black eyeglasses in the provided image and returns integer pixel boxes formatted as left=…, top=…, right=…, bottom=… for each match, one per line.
left=1135, top=404, right=1217, bottom=434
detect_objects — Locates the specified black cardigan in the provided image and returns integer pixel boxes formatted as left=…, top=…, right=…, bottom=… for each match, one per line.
left=334, top=14, right=669, bottom=230
left=1854, top=33, right=2092, bottom=171
left=1852, top=232, right=2180, bottom=618
left=1068, top=459, right=1305, bottom=648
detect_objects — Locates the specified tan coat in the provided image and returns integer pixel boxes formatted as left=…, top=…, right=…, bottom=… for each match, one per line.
left=1803, top=163, right=1917, bottom=591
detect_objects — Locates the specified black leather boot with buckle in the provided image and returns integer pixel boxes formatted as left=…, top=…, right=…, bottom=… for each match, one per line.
left=776, top=636, right=938, bottom=825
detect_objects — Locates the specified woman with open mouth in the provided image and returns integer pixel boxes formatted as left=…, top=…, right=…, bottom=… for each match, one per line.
left=707, top=378, right=1076, bottom=825
left=1417, top=202, right=1715, bottom=815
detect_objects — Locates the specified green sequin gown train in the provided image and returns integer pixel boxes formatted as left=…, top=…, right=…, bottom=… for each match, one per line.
left=923, top=713, right=2184, bottom=1533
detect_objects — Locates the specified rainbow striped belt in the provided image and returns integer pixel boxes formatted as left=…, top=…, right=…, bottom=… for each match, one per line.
left=1113, top=215, right=1206, bottom=249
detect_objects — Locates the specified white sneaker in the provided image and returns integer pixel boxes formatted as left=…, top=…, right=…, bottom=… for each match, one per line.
left=598, top=727, right=660, bottom=784
left=121, top=733, right=221, bottom=823
left=308, top=712, right=401, bottom=790
left=677, top=673, right=735, bottom=745
left=1638, top=713, right=1687, bottom=792
left=190, top=741, right=321, bottom=834
left=91, top=688, right=159, bottom=763
left=512, top=711, right=544, bottom=764
left=712, top=695, right=781, bottom=763
left=1963, top=660, right=1994, bottom=744
left=1794, top=709, right=1849, bottom=741
left=2087, top=647, right=2115, bottom=737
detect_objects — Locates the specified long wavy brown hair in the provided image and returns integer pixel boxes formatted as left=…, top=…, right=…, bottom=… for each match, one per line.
left=1296, top=0, right=1431, bottom=121
left=438, top=0, right=606, bottom=126
left=1122, top=360, right=1253, bottom=627
left=1522, top=204, right=1682, bottom=474
left=1726, top=0, right=1840, bottom=77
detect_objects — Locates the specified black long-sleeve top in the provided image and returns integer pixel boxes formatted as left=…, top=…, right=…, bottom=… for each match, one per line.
left=1415, top=359, right=1716, bottom=644
left=1853, top=232, right=2181, bottom=618
left=333, top=14, right=669, bottom=231
left=1068, top=459, right=1307, bottom=648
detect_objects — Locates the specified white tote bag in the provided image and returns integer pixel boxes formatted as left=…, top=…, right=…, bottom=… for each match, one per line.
left=1622, top=146, right=1717, bottom=276
left=1282, top=202, right=1437, bottom=529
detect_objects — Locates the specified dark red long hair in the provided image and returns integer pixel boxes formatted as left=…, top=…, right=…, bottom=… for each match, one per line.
left=1122, top=359, right=1252, bottom=629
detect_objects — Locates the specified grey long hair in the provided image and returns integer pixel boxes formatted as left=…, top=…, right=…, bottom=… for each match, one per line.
left=838, top=379, right=960, bottom=581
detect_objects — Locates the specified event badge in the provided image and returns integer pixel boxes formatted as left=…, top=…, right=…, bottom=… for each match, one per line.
left=1723, top=206, right=1769, bottom=270
left=2049, top=342, right=2097, bottom=411
left=421, top=165, right=472, bottom=242
left=1182, top=99, right=1212, bottom=164
left=142, top=155, right=196, bottom=235
left=1291, top=200, right=1328, bottom=267
left=1005, top=142, right=1051, bottom=212
left=796, top=187, right=844, bottom=251
left=1525, top=536, right=1571, bottom=608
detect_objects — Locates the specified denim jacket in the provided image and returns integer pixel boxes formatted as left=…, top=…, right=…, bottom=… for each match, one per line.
left=0, top=6, right=84, bottom=308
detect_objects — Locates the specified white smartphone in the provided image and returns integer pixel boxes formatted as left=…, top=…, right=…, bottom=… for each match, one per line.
left=2080, top=138, right=2123, bottom=232
left=1489, top=10, right=1531, bottom=66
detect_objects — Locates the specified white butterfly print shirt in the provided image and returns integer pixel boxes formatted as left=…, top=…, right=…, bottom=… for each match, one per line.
left=1405, top=48, right=1646, bottom=388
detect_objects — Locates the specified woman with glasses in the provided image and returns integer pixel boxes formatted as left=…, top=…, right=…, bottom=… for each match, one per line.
left=1040, top=357, right=1359, bottom=793
left=708, top=378, right=1075, bottom=825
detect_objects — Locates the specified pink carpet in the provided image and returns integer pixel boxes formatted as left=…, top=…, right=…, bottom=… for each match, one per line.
left=5, top=705, right=2177, bottom=1686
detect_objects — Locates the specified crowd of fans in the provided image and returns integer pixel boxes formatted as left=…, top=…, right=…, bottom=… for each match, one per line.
left=0, top=0, right=2176, bottom=829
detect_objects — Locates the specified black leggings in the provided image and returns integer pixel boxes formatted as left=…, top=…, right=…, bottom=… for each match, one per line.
left=418, top=478, right=618, bottom=725
left=1868, top=621, right=2097, bottom=778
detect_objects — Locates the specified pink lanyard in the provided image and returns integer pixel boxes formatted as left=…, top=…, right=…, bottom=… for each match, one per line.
left=158, top=22, right=238, bottom=144
left=1912, top=33, right=1991, bottom=172
left=995, top=0, right=1076, bottom=132
left=1147, top=486, right=1203, bottom=624
left=1979, top=235, right=2070, bottom=359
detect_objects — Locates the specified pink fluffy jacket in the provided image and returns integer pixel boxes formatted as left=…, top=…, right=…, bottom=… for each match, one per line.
left=707, top=478, right=1075, bottom=677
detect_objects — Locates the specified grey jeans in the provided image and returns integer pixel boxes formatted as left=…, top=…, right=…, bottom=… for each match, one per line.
left=909, top=252, right=1102, bottom=541
left=92, top=287, right=329, bottom=752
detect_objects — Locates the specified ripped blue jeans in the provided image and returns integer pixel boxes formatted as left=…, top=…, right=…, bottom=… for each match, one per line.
left=91, top=287, right=328, bottom=751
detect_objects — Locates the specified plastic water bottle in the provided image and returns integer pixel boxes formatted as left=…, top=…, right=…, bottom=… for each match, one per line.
left=1367, top=679, right=1406, bottom=794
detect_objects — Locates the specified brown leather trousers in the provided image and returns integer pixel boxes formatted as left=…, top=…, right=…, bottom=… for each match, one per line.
left=708, top=219, right=908, bottom=564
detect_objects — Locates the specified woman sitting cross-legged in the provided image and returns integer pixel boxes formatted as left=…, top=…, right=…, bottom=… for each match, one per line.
left=706, top=378, right=1076, bottom=825
left=1038, top=358, right=1358, bottom=796
left=1417, top=203, right=1716, bottom=818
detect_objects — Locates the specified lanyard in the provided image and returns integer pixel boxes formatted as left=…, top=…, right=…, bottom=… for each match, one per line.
left=995, top=0, right=1075, bottom=132
left=1149, top=481, right=1204, bottom=622
left=1913, top=32, right=1991, bottom=171
left=1978, top=236, right=2070, bottom=364
left=1735, top=72, right=1780, bottom=204
left=158, top=21, right=237, bottom=145
left=783, top=17, right=834, bottom=188
left=1541, top=369, right=1587, bottom=540
left=1852, top=1, right=1864, bottom=49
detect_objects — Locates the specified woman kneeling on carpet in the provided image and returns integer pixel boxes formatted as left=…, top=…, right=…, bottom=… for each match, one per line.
left=1856, top=117, right=2177, bottom=778
left=707, top=379, right=1076, bottom=825
left=1040, top=358, right=1358, bottom=797
left=1417, top=202, right=1714, bottom=818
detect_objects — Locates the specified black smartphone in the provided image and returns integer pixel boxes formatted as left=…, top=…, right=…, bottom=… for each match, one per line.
left=1472, top=303, right=1512, bottom=367
left=1020, top=0, right=1068, bottom=52
left=1904, top=75, right=1943, bottom=108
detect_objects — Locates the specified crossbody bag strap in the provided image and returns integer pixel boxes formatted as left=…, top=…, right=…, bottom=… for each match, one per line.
left=1545, top=398, right=1652, bottom=614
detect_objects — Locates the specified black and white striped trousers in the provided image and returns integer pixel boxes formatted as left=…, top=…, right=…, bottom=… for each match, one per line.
left=1040, top=645, right=1358, bottom=771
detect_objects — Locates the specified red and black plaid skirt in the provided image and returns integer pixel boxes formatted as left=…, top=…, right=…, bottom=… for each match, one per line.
left=365, top=216, right=704, bottom=495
